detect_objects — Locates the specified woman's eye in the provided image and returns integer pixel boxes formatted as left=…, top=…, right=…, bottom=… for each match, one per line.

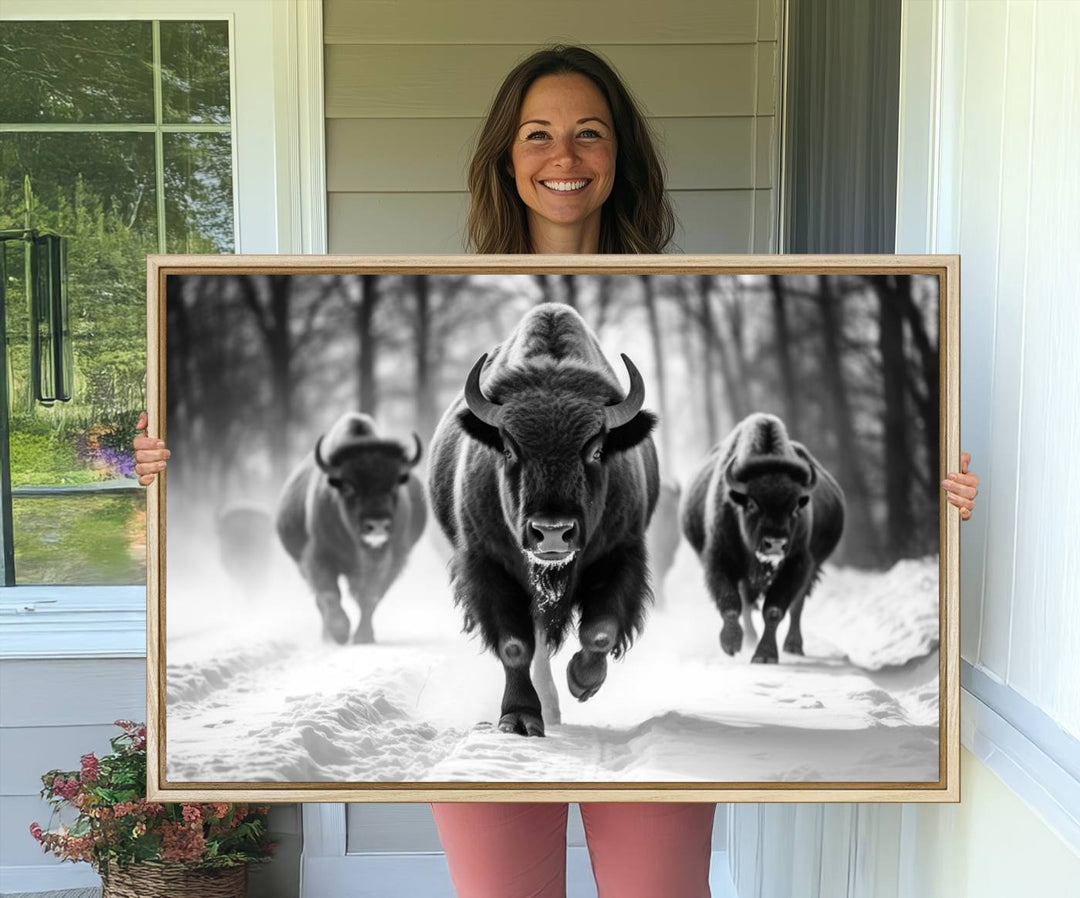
left=578, top=129, right=602, bottom=139
left=525, top=130, right=550, bottom=141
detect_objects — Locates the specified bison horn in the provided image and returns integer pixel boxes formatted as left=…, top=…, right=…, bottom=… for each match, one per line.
left=406, top=432, right=423, bottom=466
left=724, top=457, right=745, bottom=491
left=603, top=354, right=646, bottom=430
left=464, top=353, right=504, bottom=427
left=314, top=435, right=332, bottom=473
left=793, top=446, right=818, bottom=489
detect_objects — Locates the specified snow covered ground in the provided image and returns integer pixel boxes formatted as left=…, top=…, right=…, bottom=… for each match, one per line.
left=165, top=537, right=940, bottom=784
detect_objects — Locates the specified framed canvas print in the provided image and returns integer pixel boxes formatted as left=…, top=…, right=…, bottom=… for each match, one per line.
left=145, top=254, right=960, bottom=802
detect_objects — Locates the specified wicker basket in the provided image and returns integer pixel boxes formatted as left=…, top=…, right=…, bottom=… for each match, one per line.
left=100, top=862, right=247, bottom=898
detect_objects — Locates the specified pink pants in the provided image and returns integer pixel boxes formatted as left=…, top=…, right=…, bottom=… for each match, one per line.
left=431, top=802, right=715, bottom=898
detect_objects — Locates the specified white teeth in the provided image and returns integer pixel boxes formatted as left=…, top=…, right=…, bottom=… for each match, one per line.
left=542, top=180, right=588, bottom=192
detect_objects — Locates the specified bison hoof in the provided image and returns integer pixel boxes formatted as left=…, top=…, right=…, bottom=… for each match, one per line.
left=751, top=649, right=779, bottom=664
left=578, top=617, right=618, bottom=654
left=352, top=627, right=375, bottom=645
left=567, top=650, right=607, bottom=702
left=783, top=637, right=804, bottom=656
left=720, top=619, right=744, bottom=656
left=322, top=611, right=351, bottom=645
left=498, top=710, right=545, bottom=737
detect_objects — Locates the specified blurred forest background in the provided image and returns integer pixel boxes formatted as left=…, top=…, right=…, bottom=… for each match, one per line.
left=167, top=272, right=940, bottom=569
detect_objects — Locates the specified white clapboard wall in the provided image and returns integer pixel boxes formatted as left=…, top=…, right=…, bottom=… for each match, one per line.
left=324, top=0, right=782, bottom=254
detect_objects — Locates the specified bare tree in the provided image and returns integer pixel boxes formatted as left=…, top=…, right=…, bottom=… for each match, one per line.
left=879, top=275, right=914, bottom=554
left=592, top=275, right=614, bottom=336
left=640, top=275, right=671, bottom=465
left=897, top=277, right=940, bottom=515
left=693, top=276, right=722, bottom=447
left=561, top=274, right=578, bottom=309
left=236, top=275, right=294, bottom=481
left=770, top=275, right=801, bottom=434
left=413, top=274, right=438, bottom=439
left=817, top=277, right=880, bottom=566
left=717, top=280, right=752, bottom=417
left=354, top=275, right=381, bottom=414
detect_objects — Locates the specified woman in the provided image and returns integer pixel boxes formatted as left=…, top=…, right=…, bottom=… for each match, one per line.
left=135, top=45, right=979, bottom=898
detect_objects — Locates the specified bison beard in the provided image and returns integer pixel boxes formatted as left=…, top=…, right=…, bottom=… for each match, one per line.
left=529, top=553, right=574, bottom=614
left=429, top=304, right=660, bottom=736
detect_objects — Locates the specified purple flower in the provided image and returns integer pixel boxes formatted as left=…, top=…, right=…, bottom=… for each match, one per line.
left=97, top=446, right=136, bottom=479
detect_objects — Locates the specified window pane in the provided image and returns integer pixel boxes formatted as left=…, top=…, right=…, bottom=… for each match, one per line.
left=0, top=132, right=159, bottom=238
left=164, top=133, right=235, bottom=252
left=160, top=20, right=232, bottom=124
left=0, top=21, right=154, bottom=124
left=1, top=131, right=156, bottom=440
left=3, top=131, right=153, bottom=585
left=12, top=493, right=146, bottom=586
left=1, top=19, right=235, bottom=587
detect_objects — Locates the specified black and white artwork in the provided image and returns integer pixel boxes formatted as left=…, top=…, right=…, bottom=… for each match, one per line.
left=159, top=265, right=949, bottom=793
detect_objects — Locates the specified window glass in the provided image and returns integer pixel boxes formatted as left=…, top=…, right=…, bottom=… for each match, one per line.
left=164, top=133, right=234, bottom=253
left=12, top=494, right=146, bottom=586
left=1, top=20, right=234, bottom=586
left=160, top=20, right=231, bottom=124
left=0, top=21, right=155, bottom=124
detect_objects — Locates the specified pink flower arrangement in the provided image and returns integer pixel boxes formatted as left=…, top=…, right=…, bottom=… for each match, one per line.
left=30, top=721, right=274, bottom=875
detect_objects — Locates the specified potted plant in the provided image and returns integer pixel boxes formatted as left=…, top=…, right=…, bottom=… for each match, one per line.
left=30, top=720, right=274, bottom=897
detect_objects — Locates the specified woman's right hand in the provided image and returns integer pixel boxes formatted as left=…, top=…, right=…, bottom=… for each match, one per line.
left=133, top=411, right=170, bottom=486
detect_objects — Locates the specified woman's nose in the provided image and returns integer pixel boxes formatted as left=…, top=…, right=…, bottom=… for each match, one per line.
left=549, top=134, right=578, bottom=165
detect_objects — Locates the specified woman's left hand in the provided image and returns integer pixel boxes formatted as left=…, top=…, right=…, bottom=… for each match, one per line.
left=942, top=452, right=979, bottom=521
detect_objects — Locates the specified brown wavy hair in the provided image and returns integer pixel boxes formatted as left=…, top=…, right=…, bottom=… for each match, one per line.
left=466, top=45, right=676, bottom=254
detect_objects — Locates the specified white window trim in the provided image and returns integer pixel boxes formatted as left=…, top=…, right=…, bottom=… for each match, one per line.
left=0, top=0, right=326, bottom=660
left=0, top=585, right=145, bottom=658
left=961, top=667, right=1080, bottom=854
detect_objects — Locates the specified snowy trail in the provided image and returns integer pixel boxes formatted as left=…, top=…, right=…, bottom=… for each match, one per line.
left=166, top=540, right=940, bottom=784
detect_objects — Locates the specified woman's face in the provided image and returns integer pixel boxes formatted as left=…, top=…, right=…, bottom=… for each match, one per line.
left=509, top=73, right=617, bottom=241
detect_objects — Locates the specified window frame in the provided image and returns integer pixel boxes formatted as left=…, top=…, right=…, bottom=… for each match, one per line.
left=0, top=0, right=326, bottom=658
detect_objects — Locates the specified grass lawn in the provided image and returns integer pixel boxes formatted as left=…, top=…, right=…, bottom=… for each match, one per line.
left=13, top=493, right=146, bottom=585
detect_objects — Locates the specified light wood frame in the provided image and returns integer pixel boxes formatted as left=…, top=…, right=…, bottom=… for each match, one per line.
left=146, top=253, right=960, bottom=803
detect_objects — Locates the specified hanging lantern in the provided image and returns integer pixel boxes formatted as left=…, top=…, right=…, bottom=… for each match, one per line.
left=29, top=233, right=73, bottom=405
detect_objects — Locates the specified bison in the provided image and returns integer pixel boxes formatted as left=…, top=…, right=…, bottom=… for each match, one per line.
left=428, top=303, right=659, bottom=736
left=216, top=503, right=276, bottom=599
left=276, top=412, right=426, bottom=645
left=681, top=413, right=845, bottom=663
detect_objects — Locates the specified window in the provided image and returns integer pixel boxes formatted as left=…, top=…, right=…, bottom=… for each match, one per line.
left=0, top=0, right=322, bottom=657
left=1, top=18, right=234, bottom=586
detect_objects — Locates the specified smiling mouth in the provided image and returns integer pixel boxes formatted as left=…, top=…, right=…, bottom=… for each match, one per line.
left=540, top=179, right=591, bottom=193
